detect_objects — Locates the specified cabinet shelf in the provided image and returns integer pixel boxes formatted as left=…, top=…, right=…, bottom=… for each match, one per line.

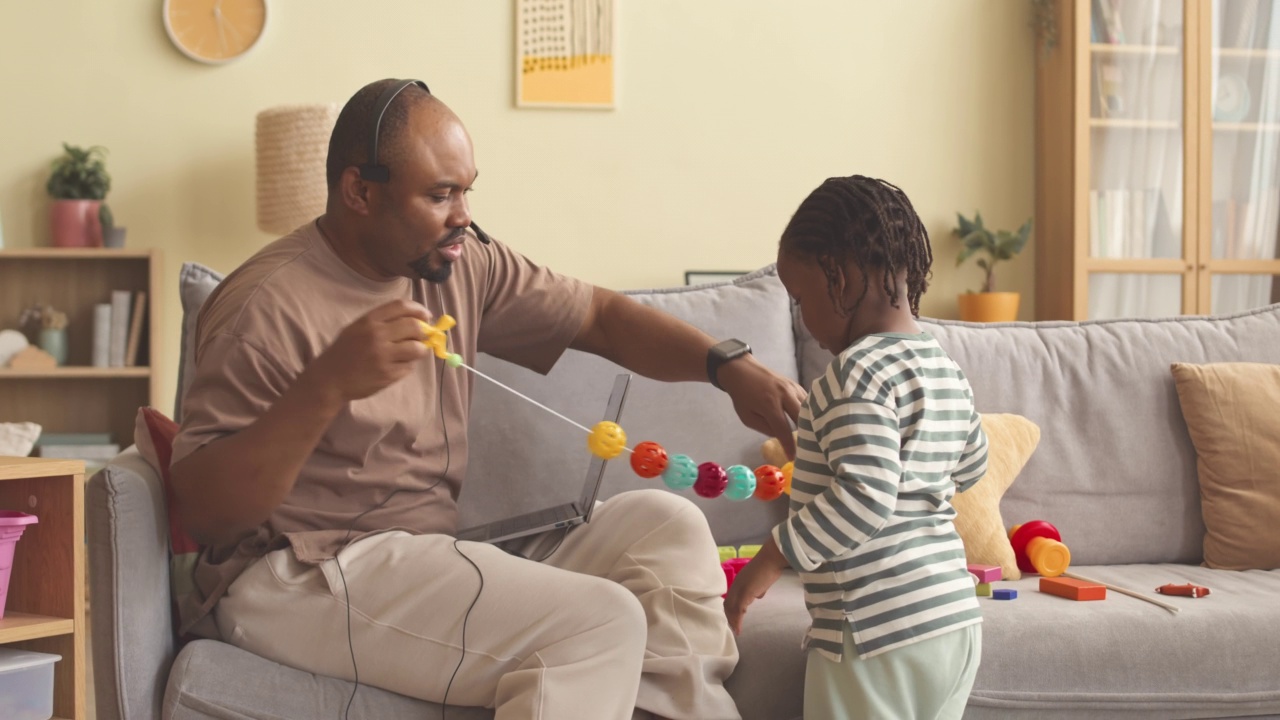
left=1090, top=118, right=1180, bottom=130
left=1214, top=122, right=1280, bottom=132
left=0, top=612, right=74, bottom=643
left=0, top=367, right=151, bottom=379
left=0, top=248, right=153, bottom=260
left=1091, top=43, right=1179, bottom=56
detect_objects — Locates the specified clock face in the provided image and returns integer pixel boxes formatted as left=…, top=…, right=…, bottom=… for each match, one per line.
left=164, top=0, right=268, bottom=64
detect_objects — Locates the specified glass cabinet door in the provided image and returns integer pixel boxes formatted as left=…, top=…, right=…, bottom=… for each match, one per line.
left=1087, top=0, right=1189, bottom=319
left=1209, top=0, right=1280, bottom=314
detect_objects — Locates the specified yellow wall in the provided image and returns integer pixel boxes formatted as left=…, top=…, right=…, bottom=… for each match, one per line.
left=0, top=1, right=1036, bottom=416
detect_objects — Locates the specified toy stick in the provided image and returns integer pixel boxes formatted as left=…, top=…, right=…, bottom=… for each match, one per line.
left=1063, top=571, right=1180, bottom=615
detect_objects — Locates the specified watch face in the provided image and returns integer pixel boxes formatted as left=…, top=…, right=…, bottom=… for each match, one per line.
left=714, top=339, right=750, bottom=359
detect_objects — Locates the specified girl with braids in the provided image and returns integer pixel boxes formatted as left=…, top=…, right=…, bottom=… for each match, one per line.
left=725, top=175, right=990, bottom=719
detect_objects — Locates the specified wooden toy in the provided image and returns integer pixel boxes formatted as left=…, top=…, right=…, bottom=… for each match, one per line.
left=992, top=589, right=1018, bottom=600
left=1040, top=576, right=1106, bottom=601
left=967, top=564, right=1002, bottom=583
left=976, top=583, right=993, bottom=597
left=1008, top=520, right=1072, bottom=577
left=1156, top=583, right=1210, bottom=598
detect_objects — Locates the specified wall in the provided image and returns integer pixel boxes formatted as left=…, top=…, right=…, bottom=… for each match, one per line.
left=0, top=1, right=1036, bottom=416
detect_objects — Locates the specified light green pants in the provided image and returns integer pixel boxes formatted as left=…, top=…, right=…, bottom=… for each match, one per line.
left=804, top=623, right=982, bottom=720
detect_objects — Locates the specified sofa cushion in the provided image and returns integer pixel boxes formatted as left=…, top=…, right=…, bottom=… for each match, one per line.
left=967, top=564, right=1280, bottom=719
left=795, top=304, right=1280, bottom=566
left=953, top=414, right=1040, bottom=581
left=1172, top=362, right=1280, bottom=571
left=464, top=266, right=798, bottom=545
left=174, top=262, right=224, bottom=421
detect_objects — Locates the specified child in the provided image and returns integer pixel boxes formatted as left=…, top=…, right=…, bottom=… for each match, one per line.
left=724, top=175, right=990, bottom=719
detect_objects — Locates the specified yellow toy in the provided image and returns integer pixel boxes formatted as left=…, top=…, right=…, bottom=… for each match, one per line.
left=418, top=315, right=457, bottom=360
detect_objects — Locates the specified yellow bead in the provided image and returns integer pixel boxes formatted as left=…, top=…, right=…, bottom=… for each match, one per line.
left=781, top=461, right=794, bottom=495
left=588, top=421, right=627, bottom=459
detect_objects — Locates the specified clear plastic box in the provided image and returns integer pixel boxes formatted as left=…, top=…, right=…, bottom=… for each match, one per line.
left=0, top=648, right=61, bottom=720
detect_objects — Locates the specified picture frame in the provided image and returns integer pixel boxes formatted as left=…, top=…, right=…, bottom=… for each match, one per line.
left=684, top=270, right=748, bottom=286
left=516, top=0, right=617, bottom=109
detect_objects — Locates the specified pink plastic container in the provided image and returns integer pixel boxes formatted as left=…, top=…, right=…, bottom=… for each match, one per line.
left=0, top=512, right=39, bottom=619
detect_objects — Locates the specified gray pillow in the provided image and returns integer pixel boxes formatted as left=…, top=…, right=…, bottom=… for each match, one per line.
left=173, top=262, right=224, bottom=421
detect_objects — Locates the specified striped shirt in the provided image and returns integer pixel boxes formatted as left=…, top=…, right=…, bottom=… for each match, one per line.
left=772, top=332, right=989, bottom=661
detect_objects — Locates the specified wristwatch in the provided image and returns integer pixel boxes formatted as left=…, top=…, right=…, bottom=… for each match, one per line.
left=707, top=338, right=752, bottom=390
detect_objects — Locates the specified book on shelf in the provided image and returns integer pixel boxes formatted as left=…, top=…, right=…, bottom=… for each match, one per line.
left=35, top=443, right=121, bottom=461
left=36, top=432, right=112, bottom=446
left=125, top=290, right=146, bottom=367
left=1094, top=56, right=1124, bottom=118
left=108, top=290, right=131, bottom=367
left=1089, top=189, right=1178, bottom=259
left=92, top=303, right=111, bottom=368
left=1093, top=0, right=1125, bottom=44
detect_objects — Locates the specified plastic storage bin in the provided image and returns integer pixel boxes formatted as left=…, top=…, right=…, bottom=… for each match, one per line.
left=0, top=648, right=60, bottom=720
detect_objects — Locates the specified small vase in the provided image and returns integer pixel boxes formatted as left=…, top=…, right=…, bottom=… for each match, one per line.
left=38, top=328, right=68, bottom=366
left=103, top=226, right=127, bottom=248
left=50, top=199, right=103, bottom=248
left=958, top=292, right=1021, bottom=323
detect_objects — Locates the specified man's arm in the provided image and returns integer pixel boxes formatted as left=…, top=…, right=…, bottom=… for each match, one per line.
left=170, top=299, right=432, bottom=547
left=570, top=287, right=806, bottom=458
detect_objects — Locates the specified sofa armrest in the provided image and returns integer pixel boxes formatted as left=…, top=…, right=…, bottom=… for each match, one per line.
left=88, top=446, right=177, bottom=720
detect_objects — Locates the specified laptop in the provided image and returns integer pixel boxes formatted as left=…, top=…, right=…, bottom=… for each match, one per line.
left=456, top=373, right=631, bottom=544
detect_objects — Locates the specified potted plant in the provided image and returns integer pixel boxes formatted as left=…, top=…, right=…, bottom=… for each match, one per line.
left=46, top=143, right=111, bottom=248
left=952, top=211, right=1033, bottom=322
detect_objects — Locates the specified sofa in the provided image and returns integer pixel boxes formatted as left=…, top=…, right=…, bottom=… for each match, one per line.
left=89, top=263, right=1280, bottom=720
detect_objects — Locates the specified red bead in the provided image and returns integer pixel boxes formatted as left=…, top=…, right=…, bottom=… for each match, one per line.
left=753, top=464, right=785, bottom=501
left=694, top=461, right=728, bottom=498
left=630, top=441, right=669, bottom=478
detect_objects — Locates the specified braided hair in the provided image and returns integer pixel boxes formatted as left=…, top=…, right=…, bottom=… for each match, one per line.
left=780, top=175, right=933, bottom=317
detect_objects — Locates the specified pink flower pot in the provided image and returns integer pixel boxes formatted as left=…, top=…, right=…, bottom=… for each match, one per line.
left=0, top=511, right=39, bottom=619
left=50, top=199, right=103, bottom=248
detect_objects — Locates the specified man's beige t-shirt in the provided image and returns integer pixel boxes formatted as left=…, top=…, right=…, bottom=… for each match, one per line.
left=171, top=222, right=592, bottom=636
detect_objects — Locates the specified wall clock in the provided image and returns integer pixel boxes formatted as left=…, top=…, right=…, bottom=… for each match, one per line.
left=164, top=0, right=269, bottom=65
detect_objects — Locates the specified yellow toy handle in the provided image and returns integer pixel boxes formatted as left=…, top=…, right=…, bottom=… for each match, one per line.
left=418, top=315, right=457, bottom=360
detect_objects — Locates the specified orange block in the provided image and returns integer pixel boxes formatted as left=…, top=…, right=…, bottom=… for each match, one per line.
left=1040, top=577, right=1106, bottom=601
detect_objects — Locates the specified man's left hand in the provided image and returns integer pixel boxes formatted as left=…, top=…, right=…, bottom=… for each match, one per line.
left=717, top=356, right=806, bottom=460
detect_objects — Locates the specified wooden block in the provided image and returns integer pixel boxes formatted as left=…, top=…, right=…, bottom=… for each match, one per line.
left=1040, top=576, right=1107, bottom=601
left=6, top=345, right=56, bottom=370
left=975, top=583, right=993, bottom=597
left=993, top=588, right=1018, bottom=600
left=967, top=563, right=1002, bottom=583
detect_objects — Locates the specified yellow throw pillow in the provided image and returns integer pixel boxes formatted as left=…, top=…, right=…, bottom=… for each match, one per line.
left=951, top=414, right=1041, bottom=581
left=761, top=414, right=1039, bottom=580
left=1171, top=362, right=1280, bottom=571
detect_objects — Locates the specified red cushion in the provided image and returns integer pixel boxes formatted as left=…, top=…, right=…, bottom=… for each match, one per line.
left=137, top=407, right=201, bottom=555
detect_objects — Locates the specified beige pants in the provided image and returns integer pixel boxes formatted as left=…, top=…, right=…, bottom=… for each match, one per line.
left=214, top=489, right=741, bottom=720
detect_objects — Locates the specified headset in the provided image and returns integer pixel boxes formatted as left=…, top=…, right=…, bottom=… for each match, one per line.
left=359, top=78, right=492, bottom=245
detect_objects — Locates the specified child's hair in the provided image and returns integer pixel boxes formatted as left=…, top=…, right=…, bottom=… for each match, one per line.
left=780, top=175, right=933, bottom=317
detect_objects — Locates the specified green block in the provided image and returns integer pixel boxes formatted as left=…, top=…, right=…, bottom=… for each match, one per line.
left=737, top=544, right=762, bottom=559
left=718, top=546, right=738, bottom=563
left=976, top=583, right=993, bottom=597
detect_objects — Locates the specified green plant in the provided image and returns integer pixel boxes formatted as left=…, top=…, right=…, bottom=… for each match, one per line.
left=46, top=143, right=111, bottom=200
left=1031, top=0, right=1058, bottom=53
left=953, top=212, right=1033, bottom=294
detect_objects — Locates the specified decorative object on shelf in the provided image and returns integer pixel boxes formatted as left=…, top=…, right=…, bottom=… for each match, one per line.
left=46, top=143, right=111, bottom=248
left=6, top=345, right=57, bottom=370
left=0, top=329, right=28, bottom=367
left=516, top=0, right=616, bottom=108
left=952, top=212, right=1033, bottom=322
left=1031, top=0, right=1059, bottom=53
left=19, top=304, right=69, bottom=366
left=100, top=203, right=127, bottom=248
left=1213, top=73, right=1251, bottom=123
left=164, top=0, right=269, bottom=64
left=255, top=103, right=341, bottom=236
left=0, top=511, right=39, bottom=619
left=0, top=422, right=41, bottom=456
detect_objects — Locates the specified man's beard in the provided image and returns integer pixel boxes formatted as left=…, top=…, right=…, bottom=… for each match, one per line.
left=408, top=254, right=453, bottom=283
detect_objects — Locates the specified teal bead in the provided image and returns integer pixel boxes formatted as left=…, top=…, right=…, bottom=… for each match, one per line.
left=662, top=454, right=698, bottom=490
left=724, top=465, right=757, bottom=501
left=446, top=353, right=463, bottom=368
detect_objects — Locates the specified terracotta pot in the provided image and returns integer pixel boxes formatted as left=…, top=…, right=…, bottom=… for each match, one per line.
left=958, top=292, right=1020, bottom=322
left=50, top=199, right=103, bottom=248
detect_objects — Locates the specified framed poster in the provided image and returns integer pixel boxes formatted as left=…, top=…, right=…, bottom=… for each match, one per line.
left=517, top=0, right=616, bottom=108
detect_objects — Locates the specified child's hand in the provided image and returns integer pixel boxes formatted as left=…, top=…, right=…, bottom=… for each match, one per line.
left=724, top=538, right=789, bottom=635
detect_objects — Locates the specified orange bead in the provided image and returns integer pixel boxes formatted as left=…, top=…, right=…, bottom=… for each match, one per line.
left=753, top=464, right=785, bottom=501
left=630, top=441, right=669, bottom=478
left=781, top=462, right=794, bottom=495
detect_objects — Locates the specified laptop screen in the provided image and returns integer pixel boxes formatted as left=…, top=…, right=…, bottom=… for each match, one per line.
left=579, top=373, right=631, bottom=515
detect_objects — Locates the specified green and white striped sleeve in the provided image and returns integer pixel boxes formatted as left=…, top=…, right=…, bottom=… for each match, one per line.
left=772, top=396, right=902, bottom=572
left=952, top=409, right=989, bottom=492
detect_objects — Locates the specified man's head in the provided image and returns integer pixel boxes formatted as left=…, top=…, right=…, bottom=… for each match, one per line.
left=325, top=79, right=479, bottom=283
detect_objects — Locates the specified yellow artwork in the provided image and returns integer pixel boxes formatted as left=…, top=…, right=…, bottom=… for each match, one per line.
left=517, top=0, right=615, bottom=109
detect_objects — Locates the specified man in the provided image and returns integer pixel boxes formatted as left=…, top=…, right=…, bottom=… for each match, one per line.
left=170, top=78, right=805, bottom=720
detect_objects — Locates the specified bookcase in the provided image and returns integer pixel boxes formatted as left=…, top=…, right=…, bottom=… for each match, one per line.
left=0, top=249, right=159, bottom=448
left=1035, top=0, right=1280, bottom=320
left=0, top=456, right=86, bottom=720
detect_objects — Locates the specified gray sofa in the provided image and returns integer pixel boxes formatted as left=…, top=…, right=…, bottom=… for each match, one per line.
left=89, top=264, right=1280, bottom=720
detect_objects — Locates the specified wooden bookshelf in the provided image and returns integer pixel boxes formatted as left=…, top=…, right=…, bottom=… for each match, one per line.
left=0, top=456, right=86, bottom=720
left=0, top=249, right=159, bottom=446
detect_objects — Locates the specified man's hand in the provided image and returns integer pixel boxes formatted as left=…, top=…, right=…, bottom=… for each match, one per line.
left=717, top=356, right=806, bottom=460
left=304, top=299, right=434, bottom=402
left=724, top=537, right=789, bottom=635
